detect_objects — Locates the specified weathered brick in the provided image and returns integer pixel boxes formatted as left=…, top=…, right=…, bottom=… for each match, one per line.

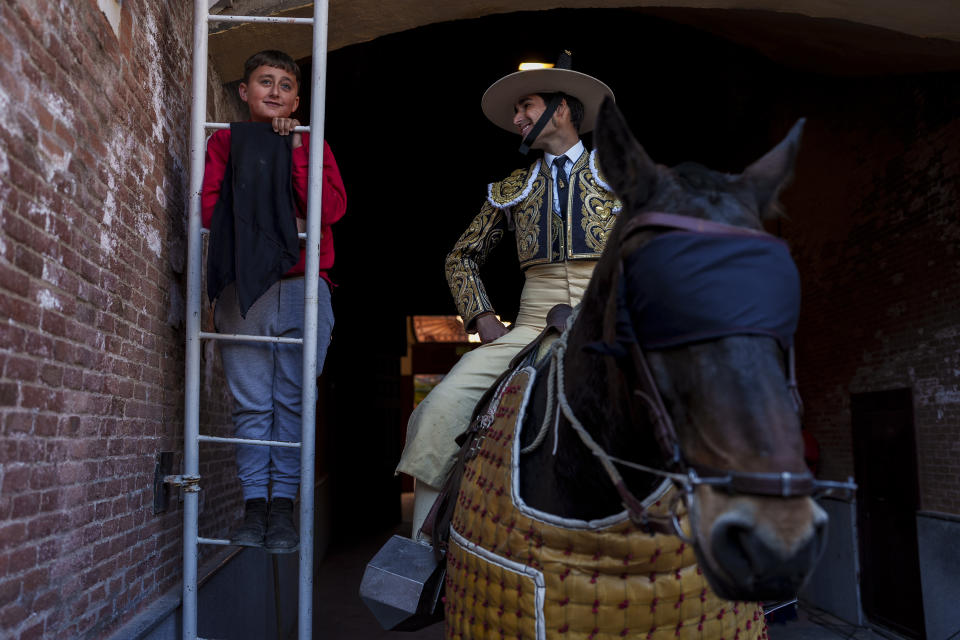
left=0, top=291, right=41, bottom=326
left=3, top=356, right=38, bottom=382
left=21, top=567, right=48, bottom=594
left=32, top=588, right=59, bottom=613
left=4, top=411, right=33, bottom=434
left=19, top=619, right=46, bottom=640
left=8, top=545, right=38, bottom=573
left=1, top=466, right=31, bottom=496
left=33, top=414, right=56, bottom=437
left=0, top=27, right=15, bottom=64
left=0, top=382, right=19, bottom=407
left=29, top=466, right=56, bottom=491
left=19, top=386, right=62, bottom=412
left=11, top=494, right=40, bottom=519
left=0, top=602, right=29, bottom=631
left=39, top=309, right=67, bottom=338
left=39, top=364, right=63, bottom=388
left=23, top=332, right=53, bottom=359
left=25, top=513, right=59, bottom=539
left=0, top=574, right=20, bottom=608
left=0, top=61, right=26, bottom=107
left=7, top=158, right=41, bottom=200
left=0, top=262, right=31, bottom=298
left=13, top=243, right=44, bottom=278
left=39, top=490, right=58, bottom=514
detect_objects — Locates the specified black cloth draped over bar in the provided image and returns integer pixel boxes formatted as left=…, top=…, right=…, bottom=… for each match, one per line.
left=207, top=122, right=300, bottom=316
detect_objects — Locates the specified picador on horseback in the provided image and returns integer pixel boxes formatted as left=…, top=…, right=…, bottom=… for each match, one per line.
left=396, top=52, right=620, bottom=533
left=367, top=50, right=856, bottom=640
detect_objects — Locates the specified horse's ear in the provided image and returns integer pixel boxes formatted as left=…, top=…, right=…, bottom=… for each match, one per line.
left=595, top=97, right=656, bottom=205
left=741, top=118, right=805, bottom=219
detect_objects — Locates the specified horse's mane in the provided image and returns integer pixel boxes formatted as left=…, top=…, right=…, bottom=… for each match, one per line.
left=519, top=209, right=665, bottom=517
left=673, top=161, right=729, bottom=193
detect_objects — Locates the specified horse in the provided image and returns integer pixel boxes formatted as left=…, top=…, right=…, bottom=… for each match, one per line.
left=437, top=99, right=848, bottom=640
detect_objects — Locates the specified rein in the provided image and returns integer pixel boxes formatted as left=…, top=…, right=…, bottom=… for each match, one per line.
left=532, top=316, right=681, bottom=535
left=527, top=212, right=856, bottom=536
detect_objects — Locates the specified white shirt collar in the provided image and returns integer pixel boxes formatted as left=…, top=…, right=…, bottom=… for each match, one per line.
left=544, top=139, right=585, bottom=171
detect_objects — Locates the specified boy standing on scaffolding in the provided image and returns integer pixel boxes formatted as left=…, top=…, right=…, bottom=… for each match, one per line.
left=201, top=50, right=347, bottom=553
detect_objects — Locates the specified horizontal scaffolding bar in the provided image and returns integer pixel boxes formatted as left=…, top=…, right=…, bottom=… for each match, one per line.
left=208, top=15, right=313, bottom=25
left=198, top=228, right=305, bottom=240
left=198, top=434, right=302, bottom=448
left=198, top=537, right=233, bottom=546
left=199, top=331, right=304, bottom=345
left=204, top=121, right=310, bottom=132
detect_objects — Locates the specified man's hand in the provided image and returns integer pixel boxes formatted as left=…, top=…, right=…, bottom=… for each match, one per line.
left=272, top=117, right=302, bottom=148
left=474, top=313, right=508, bottom=344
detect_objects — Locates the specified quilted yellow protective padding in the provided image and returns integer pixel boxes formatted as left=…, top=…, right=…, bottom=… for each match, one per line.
left=445, top=369, right=767, bottom=640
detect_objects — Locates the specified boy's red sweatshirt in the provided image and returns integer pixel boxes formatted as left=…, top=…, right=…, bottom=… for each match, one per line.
left=201, top=129, right=347, bottom=285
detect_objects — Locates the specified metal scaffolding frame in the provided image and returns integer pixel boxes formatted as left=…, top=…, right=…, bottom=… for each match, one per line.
left=180, top=2, right=330, bottom=638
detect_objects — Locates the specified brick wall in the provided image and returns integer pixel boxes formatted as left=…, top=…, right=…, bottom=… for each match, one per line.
left=0, top=1, right=244, bottom=638
left=779, top=73, right=960, bottom=514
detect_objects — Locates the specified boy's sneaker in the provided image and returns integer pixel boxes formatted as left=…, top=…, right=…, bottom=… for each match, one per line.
left=231, top=498, right=267, bottom=547
left=265, top=498, right=299, bottom=554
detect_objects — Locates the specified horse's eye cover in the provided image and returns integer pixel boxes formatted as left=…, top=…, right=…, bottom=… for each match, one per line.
left=624, top=231, right=801, bottom=350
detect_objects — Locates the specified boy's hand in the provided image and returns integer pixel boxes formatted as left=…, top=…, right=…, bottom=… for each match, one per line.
left=272, top=117, right=302, bottom=148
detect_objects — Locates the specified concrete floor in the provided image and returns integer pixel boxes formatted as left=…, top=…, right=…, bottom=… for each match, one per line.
left=313, top=526, right=444, bottom=639
left=312, top=494, right=889, bottom=640
left=767, top=606, right=911, bottom=640
left=767, top=607, right=871, bottom=640
left=312, top=492, right=442, bottom=639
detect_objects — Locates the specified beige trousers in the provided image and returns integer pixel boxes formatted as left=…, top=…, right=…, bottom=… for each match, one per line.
left=396, top=261, right=596, bottom=488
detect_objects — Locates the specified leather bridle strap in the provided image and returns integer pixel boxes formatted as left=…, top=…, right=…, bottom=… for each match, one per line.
left=787, top=345, right=803, bottom=416
left=687, top=465, right=815, bottom=497
left=626, top=339, right=681, bottom=469
left=621, top=317, right=822, bottom=498
left=599, top=212, right=855, bottom=500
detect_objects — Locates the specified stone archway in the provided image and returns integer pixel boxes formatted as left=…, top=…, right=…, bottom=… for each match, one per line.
left=207, top=0, right=960, bottom=82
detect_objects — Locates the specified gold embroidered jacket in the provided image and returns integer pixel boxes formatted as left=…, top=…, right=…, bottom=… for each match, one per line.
left=445, top=149, right=621, bottom=329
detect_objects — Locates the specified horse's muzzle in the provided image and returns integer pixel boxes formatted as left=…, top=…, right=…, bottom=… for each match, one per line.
left=706, top=507, right=828, bottom=601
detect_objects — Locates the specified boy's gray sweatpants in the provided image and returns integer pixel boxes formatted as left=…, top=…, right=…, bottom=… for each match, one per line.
left=215, top=277, right=334, bottom=501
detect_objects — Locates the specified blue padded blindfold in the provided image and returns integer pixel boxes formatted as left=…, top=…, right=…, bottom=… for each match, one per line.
left=623, top=231, right=800, bottom=350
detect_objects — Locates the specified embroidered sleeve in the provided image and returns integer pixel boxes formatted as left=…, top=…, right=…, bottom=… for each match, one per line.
left=445, top=200, right=508, bottom=331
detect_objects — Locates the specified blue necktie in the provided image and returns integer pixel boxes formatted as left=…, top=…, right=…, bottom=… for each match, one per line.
left=554, top=156, right=569, bottom=215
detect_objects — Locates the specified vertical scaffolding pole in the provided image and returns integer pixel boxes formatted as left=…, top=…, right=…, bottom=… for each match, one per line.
left=299, top=2, right=329, bottom=636
left=183, top=2, right=209, bottom=638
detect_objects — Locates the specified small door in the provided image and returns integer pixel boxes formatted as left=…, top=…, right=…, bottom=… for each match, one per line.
left=851, top=388, right=926, bottom=639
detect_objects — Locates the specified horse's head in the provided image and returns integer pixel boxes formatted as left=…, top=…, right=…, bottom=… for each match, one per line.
left=591, top=98, right=826, bottom=601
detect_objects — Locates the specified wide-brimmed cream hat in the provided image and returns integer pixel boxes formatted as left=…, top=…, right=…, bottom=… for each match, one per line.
left=481, top=64, right=614, bottom=134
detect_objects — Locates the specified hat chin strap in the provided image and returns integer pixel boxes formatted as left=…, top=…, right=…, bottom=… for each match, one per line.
left=518, top=93, right=564, bottom=155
